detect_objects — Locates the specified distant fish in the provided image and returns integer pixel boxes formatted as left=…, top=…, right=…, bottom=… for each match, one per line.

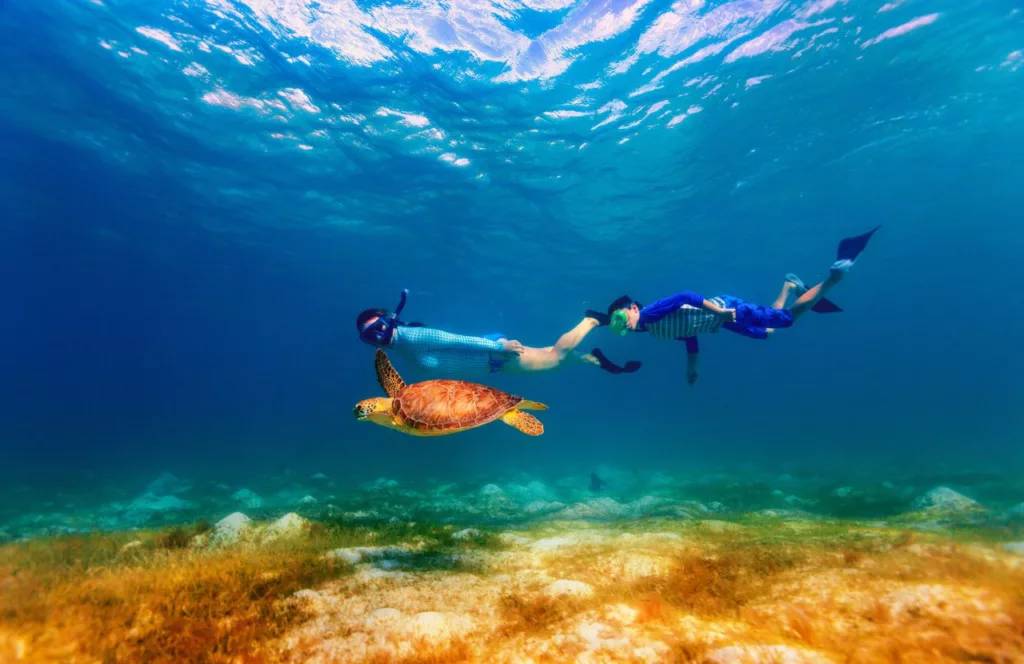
left=590, top=472, right=606, bottom=493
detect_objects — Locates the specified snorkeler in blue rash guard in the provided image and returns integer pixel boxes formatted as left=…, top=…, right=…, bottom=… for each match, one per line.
left=356, top=291, right=641, bottom=379
left=595, top=226, right=879, bottom=385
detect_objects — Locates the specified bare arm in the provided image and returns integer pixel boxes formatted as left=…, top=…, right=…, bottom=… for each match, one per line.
left=701, top=299, right=736, bottom=322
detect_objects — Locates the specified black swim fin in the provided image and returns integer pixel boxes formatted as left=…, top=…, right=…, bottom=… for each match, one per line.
left=811, top=297, right=843, bottom=314
left=585, top=310, right=611, bottom=326
left=836, top=226, right=880, bottom=262
left=593, top=348, right=641, bottom=375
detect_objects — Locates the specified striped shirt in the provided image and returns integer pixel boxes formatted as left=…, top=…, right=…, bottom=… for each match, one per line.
left=643, top=297, right=726, bottom=340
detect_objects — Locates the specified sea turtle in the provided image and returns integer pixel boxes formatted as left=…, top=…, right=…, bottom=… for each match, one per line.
left=354, top=350, right=547, bottom=436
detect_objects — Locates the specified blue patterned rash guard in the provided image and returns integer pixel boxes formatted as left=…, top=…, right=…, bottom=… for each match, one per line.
left=388, top=325, right=506, bottom=378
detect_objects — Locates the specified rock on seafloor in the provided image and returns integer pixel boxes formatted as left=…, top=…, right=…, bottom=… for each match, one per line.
left=911, top=486, right=982, bottom=512
left=326, top=545, right=412, bottom=565
left=203, top=512, right=311, bottom=547
left=231, top=488, right=264, bottom=509
left=144, top=472, right=193, bottom=495
left=262, top=513, right=311, bottom=541
left=211, top=512, right=253, bottom=546
left=121, top=493, right=194, bottom=523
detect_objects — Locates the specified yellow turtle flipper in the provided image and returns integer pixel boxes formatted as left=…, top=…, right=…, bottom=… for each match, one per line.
left=500, top=409, right=544, bottom=436
left=517, top=400, right=547, bottom=411
left=374, top=349, right=406, bottom=398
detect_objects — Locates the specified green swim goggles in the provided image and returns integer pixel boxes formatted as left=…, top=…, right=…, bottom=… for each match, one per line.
left=609, top=309, right=631, bottom=336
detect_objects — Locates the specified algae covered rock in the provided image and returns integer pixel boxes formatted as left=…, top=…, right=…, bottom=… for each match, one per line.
left=121, top=493, right=195, bottom=525
left=206, top=512, right=310, bottom=547
left=231, top=488, right=264, bottom=509
left=911, top=487, right=982, bottom=512
left=366, top=478, right=400, bottom=491
left=479, top=483, right=508, bottom=498
left=699, top=519, right=743, bottom=533
left=523, top=500, right=565, bottom=515
left=554, top=497, right=627, bottom=520
left=144, top=472, right=192, bottom=495
left=326, top=545, right=412, bottom=565
left=530, top=531, right=606, bottom=551
left=498, top=532, right=531, bottom=546
left=212, top=512, right=253, bottom=546
left=1003, top=542, right=1024, bottom=556
left=262, top=513, right=311, bottom=541
left=503, top=480, right=559, bottom=503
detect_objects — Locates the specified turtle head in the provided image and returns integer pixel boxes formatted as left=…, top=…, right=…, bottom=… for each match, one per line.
left=354, top=397, right=394, bottom=425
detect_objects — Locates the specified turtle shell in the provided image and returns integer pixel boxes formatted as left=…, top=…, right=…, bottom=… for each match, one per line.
left=395, top=380, right=522, bottom=433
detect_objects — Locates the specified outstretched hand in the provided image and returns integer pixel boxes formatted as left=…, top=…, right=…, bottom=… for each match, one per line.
left=718, top=308, right=737, bottom=324
left=501, top=339, right=526, bottom=355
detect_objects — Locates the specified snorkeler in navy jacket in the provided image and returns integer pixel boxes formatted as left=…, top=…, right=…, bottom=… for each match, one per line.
left=356, top=291, right=640, bottom=379
left=593, top=226, right=879, bottom=385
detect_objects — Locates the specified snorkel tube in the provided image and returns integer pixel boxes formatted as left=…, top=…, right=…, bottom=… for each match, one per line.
left=360, top=289, right=410, bottom=347
left=390, top=288, right=409, bottom=324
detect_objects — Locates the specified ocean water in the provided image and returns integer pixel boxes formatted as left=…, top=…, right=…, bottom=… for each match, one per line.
left=2, top=2, right=1024, bottom=660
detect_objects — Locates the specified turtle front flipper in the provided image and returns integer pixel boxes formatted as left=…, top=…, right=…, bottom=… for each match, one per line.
left=375, top=349, right=406, bottom=397
left=517, top=400, right=548, bottom=411
left=500, top=409, right=544, bottom=436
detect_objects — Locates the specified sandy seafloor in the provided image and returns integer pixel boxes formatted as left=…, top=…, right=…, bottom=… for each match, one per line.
left=2, top=465, right=1023, bottom=663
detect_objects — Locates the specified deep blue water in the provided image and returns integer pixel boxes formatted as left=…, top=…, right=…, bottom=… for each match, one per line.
left=2, top=0, right=1023, bottom=490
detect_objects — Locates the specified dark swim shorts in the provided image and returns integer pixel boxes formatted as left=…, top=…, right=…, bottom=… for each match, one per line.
left=719, top=295, right=794, bottom=340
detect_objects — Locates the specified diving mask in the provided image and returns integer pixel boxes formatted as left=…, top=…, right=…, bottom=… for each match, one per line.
left=609, top=309, right=631, bottom=336
left=359, top=289, right=409, bottom=346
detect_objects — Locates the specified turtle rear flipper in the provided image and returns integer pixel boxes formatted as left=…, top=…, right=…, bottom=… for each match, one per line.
left=501, top=409, right=544, bottom=436
left=374, top=349, right=406, bottom=397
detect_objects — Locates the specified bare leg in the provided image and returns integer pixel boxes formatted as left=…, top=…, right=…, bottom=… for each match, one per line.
left=763, top=273, right=844, bottom=337
left=509, top=317, right=601, bottom=373
left=772, top=281, right=799, bottom=309
left=513, top=347, right=561, bottom=372
left=788, top=271, right=844, bottom=321
left=552, top=317, right=601, bottom=358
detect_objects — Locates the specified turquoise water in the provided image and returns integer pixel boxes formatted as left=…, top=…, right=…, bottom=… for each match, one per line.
left=2, top=0, right=1024, bottom=537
